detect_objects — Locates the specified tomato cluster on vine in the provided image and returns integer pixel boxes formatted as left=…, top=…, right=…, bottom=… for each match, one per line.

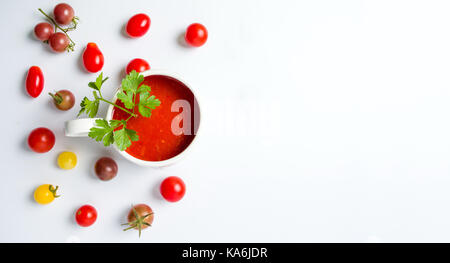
left=34, top=3, right=78, bottom=52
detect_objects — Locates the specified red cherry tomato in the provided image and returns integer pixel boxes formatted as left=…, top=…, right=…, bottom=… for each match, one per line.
left=160, top=176, right=186, bottom=202
left=82, top=43, right=104, bottom=73
left=185, top=23, right=208, bottom=47
left=75, top=205, right=97, bottom=227
left=34, top=22, right=54, bottom=41
left=53, top=3, right=75, bottom=25
left=126, top=13, right=151, bottom=38
left=49, top=32, right=69, bottom=53
left=126, top=58, right=150, bottom=74
left=28, top=127, right=55, bottom=153
left=26, top=66, right=44, bottom=98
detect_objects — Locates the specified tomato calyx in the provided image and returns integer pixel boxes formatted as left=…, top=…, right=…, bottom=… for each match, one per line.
left=122, top=206, right=153, bottom=237
left=49, top=185, right=60, bottom=198
left=49, top=92, right=63, bottom=104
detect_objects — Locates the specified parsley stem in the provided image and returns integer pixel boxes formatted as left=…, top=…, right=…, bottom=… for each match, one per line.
left=38, top=8, right=75, bottom=46
left=98, top=98, right=136, bottom=117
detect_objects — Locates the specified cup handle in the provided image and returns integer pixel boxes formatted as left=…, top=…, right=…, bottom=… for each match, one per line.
left=65, top=118, right=101, bottom=137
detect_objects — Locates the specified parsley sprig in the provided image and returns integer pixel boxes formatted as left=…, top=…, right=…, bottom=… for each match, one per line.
left=78, top=71, right=161, bottom=151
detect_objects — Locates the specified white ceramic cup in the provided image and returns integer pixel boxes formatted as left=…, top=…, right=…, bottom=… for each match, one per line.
left=65, top=70, right=201, bottom=167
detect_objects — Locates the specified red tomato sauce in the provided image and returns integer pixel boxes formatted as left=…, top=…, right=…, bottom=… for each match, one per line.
left=112, top=75, right=197, bottom=161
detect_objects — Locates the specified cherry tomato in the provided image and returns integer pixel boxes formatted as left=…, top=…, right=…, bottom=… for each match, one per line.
left=160, top=176, right=186, bottom=202
left=54, top=3, right=75, bottom=25
left=28, top=127, right=55, bottom=153
left=26, top=66, right=44, bottom=98
left=82, top=42, right=104, bottom=73
left=185, top=23, right=208, bottom=47
left=75, top=205, right=97, bottom=227
left=49, top=32, right=69, bottom=52
left=123, top=204, right=154, bottom=237
left=126, top=13, right=151, bottom=38
left=34, top=22, right=54, bottom=41
left=49, top=90, right=75, bottom=111
left=94, top=157, right=118, bottom=181
left=126, top=58, right=150, bottom=74
left=34, top=184, right=60, bottom=205
left=57, top=151, right=77, bottom=170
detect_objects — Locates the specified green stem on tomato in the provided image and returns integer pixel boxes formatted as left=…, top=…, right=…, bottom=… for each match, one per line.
left=37, top=8, right=75, bottom=46
left=48, top=92, right=63, bottom=104
left=98, top=98, right=136, bottom=117
left=64, top=17, right=79, bottom=32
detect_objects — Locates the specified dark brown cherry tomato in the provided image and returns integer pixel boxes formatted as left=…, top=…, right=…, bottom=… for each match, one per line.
left=126, top=13, right=151, bottom=38
left=26, top=66, right=44, bottom=98
left=123, top=204, right=154, bottom=237
left=28, top=127, right=55, bottom=153
left=94, top=157, right=118, bottom=181
left=34, top=22, right=54, bottom=41
left=185, top=23, right=208, bottom=47
left=49, top=32, right=69, bottom=52
left=49, top=90, right=75, bottom=111
left=126, top=58, right=150, bottom=74
left=53, top=3, right=75, bottom=25
left=75, top=205, right=97, bottom=227
left=160, top=176, right=186, bottom=202
left=82, top=43, right=104, bottom=73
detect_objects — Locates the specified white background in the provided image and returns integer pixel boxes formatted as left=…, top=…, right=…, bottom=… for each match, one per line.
left=1, top=0, right=450, bottom=242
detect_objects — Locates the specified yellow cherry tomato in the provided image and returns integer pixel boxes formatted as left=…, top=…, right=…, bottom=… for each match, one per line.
left=57, top=151, right=77, bottom=170
left=34, top=184, right=60, bottom=205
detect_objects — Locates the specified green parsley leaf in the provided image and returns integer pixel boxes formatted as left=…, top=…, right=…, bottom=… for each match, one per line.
left=77, top=97, right=87, bottom=117
left=113, top=128, right=139, bottom=151
left=88, top=119, right=128, bottom=147
left=109, top=119, right=125, bottom=129
left=137, top=84, right=151, bottom=94
left=126, top=128, right=139, bottom=142
left=138, top=92, right=161, bottom=117
left=88, top=82, right=98, bottom=90
left=88, top=119, right=115, bottom=147
left=116, top=70, right=146, bottom=110
left=78, top=97, right=99, bottom=118
left=121, top=70, right=144, bottom=94
left=88, top=72, right=109, bottom=91
left=113, top=129, right=128, bottom=151
left=95, top=72, right=104, bottom=89
left=116, top=90, right=134, bottom=109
